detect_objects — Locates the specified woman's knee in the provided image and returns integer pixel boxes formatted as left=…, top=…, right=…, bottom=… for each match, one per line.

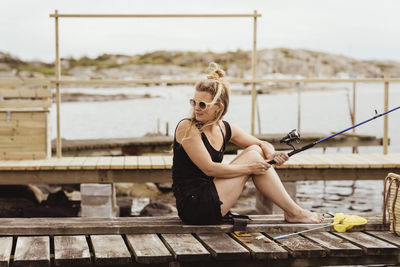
left=234, top=149, right=264, bottom=164
left=245, top=144, right=262, bottom=153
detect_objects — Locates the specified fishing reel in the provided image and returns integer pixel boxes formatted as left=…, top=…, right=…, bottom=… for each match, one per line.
left=280, top=129, right=301, bottom=151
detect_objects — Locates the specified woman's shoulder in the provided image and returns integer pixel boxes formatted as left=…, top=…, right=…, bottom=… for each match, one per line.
left=175, top=119, right=199, bottom=143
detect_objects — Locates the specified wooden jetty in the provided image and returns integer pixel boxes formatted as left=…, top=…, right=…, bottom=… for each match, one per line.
left=0, top=214, right=399, bottom=267
left=51, top=133, right=384, bottom=156
left=0, top=153, right=399, bottom=184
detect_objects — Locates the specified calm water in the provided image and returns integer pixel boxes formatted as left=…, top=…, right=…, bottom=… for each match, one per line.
left=50, top=82, right=400, bottom=214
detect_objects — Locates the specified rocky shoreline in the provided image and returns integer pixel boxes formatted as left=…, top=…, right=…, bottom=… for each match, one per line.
left=1, top=48, right=400, bottom=82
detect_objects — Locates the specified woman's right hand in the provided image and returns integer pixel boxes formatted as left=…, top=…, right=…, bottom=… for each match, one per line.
left=248, top=160, right=271, bottom=175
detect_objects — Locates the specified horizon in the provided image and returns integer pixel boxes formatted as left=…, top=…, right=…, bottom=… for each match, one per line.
left=4, top=47, right=400, bottom=65
left=1, top=0, right=400, bottom=63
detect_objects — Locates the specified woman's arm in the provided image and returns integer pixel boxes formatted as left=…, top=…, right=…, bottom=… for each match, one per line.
left=176, top=120, right=270, bottom=178
left=230, top=123, right=289, bottom=165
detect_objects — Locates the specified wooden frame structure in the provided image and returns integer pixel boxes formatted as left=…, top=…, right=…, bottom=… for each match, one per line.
left=50, top=10, right=261, bottom=157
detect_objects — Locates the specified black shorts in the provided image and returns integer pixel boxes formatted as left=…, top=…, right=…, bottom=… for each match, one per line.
left=175, top=178, right=223, bottom=225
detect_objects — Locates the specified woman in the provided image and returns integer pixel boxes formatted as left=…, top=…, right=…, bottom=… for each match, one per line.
left=172, top=63, right=323, bottom=225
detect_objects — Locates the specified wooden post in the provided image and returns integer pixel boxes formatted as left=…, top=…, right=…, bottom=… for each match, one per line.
left=250, top=10, right=258, bottom=135
left=55, top=10, right=62, bottom=158
left=297, top=83, right=302, bottom=132
left=383, top=74, right=389, bottom=154
left=352, top=81, right=358, bottom=153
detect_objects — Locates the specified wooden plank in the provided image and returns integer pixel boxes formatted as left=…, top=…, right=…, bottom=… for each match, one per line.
left=0, top=215, right=386, bottom=235
left=230, top=232, right=288, bottom=260
left=0, top=237, right=13, bottom=267
left=334, top=232, right=398, bottom=255
left=1, top=152, right=46, bottom=160
left=343, top=154, right=379, bottom=168
left=82, top=156, right=99, bottom=170
left=364, top=154, right=399, bottom=168
left=126, top=234, right=172, bottom=264
left=267, top=232, right=326, bottom=258
left=53, top=157, right=75, bottom=170
left=0, top=88, right=51, bottom=98
left=96, top=156, right=113, bottom=169
left=366, top=231, right=400, bottom=247
left=90, top=235, right=131, bottom=265
left=196, top=233, right=250, bottom=260
left=54, top=235, right=91, bottom=266
left=0, top=99, right=52, bottom=109
left=0, top=127, right=45, bottom=136
left=14, top=236, right=50, bottom=267
left=110, top=156, right=125, bottom=169
left=160, top=234, right=211, bottom=262
left=68, top=157, right=87, bottom=170
left=303, top=232, right=363, bottom=257
left=17, top=120, right=47, bottom=128
left=124, top=156, right=138, bottom=169
left=137, top=156, right=152, bottom=169
left=0, top=136, right=45, bottom=145
left=162, top=156, right=172, bottom=169
left=37, top=158, right=59, bottom=170
left=150, top=155, right=165, bottom=169
left=291, top=154, right=319, bottom=169
left=10, top=159, right=42, bottom=171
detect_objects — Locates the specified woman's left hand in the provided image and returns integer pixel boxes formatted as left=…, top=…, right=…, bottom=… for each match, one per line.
left=267, top=152, right=289, bottom=166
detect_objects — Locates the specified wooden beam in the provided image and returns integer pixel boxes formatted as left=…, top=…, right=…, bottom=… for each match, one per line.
left=50, top=13, right=262, bottom=18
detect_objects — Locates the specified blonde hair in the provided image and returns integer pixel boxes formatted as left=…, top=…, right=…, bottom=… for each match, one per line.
left=181, top=62, right=231, bottom=143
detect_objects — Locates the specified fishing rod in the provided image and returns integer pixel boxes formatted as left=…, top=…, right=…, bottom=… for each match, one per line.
left=268, top=105, right=400, bottom=165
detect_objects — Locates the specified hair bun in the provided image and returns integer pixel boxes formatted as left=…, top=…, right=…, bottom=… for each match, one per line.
left=207, top=62, right=225, bottom=79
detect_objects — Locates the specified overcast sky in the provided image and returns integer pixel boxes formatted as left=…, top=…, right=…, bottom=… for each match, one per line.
left=1, top=0, right=399, bottom=63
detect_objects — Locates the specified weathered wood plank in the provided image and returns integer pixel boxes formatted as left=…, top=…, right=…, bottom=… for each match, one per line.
left=0, top=237, right=12, bottom=267
left=53, top=157, right=75, bottom=170
left=110, top=156, right=125, bottom=169
left=14, top=236, right=50, bottom=267
left=162, top=155, right=172, bottom=169
left=96, top=156, right=113, bottom=170
left=267, top=232, right=326, bottom=258
left=160, top=234, right=210, bottom=262
left=196, top=233, right=250, bottom=260
left=126, top=234, right=173, bottom=264
left=90, top=235, right=131, bottom=265
left=137, top=156, right=152, bottom=169
left=150, top=155, right=165, bottom=169
left=54, top=235, right=91, bottom=266
left=0, top=88, right=52, bottom=98
left=334, top=232, right=398, bottom=255
left=366, top=231, right=400, bottom=246
left=230, top=232, right=288, bottom=260
left=303, top=232, right=363, bottom=257
left=124, top=156, right=138, bottom=169
left=68, top=157, right=87, bottom=170
left=81, top=156, right=99, bottom=170
left=0, top=99, right=52, bottom=109
left=0, top=215, right=386, bottom=235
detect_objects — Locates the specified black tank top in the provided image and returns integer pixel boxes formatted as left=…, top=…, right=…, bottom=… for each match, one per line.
left=172, top=119, right=232, bottom=186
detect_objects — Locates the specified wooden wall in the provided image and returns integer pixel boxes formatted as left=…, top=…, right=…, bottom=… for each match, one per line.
left=0, top=88, right=51, bottom=160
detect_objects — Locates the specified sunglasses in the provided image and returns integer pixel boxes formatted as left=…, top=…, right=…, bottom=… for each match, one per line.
left=189, top=99, right=215, bottom=110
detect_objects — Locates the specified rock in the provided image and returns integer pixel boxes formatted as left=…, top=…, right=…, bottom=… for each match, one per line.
left=0, top=185, right=45, bottom=204
left=115, top=183, right=161, bottom=197
left=139, top=202, right=173, bottom=217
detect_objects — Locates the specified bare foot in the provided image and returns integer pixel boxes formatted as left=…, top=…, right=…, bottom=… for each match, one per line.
left=284, top=208, right=324, bottom=223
